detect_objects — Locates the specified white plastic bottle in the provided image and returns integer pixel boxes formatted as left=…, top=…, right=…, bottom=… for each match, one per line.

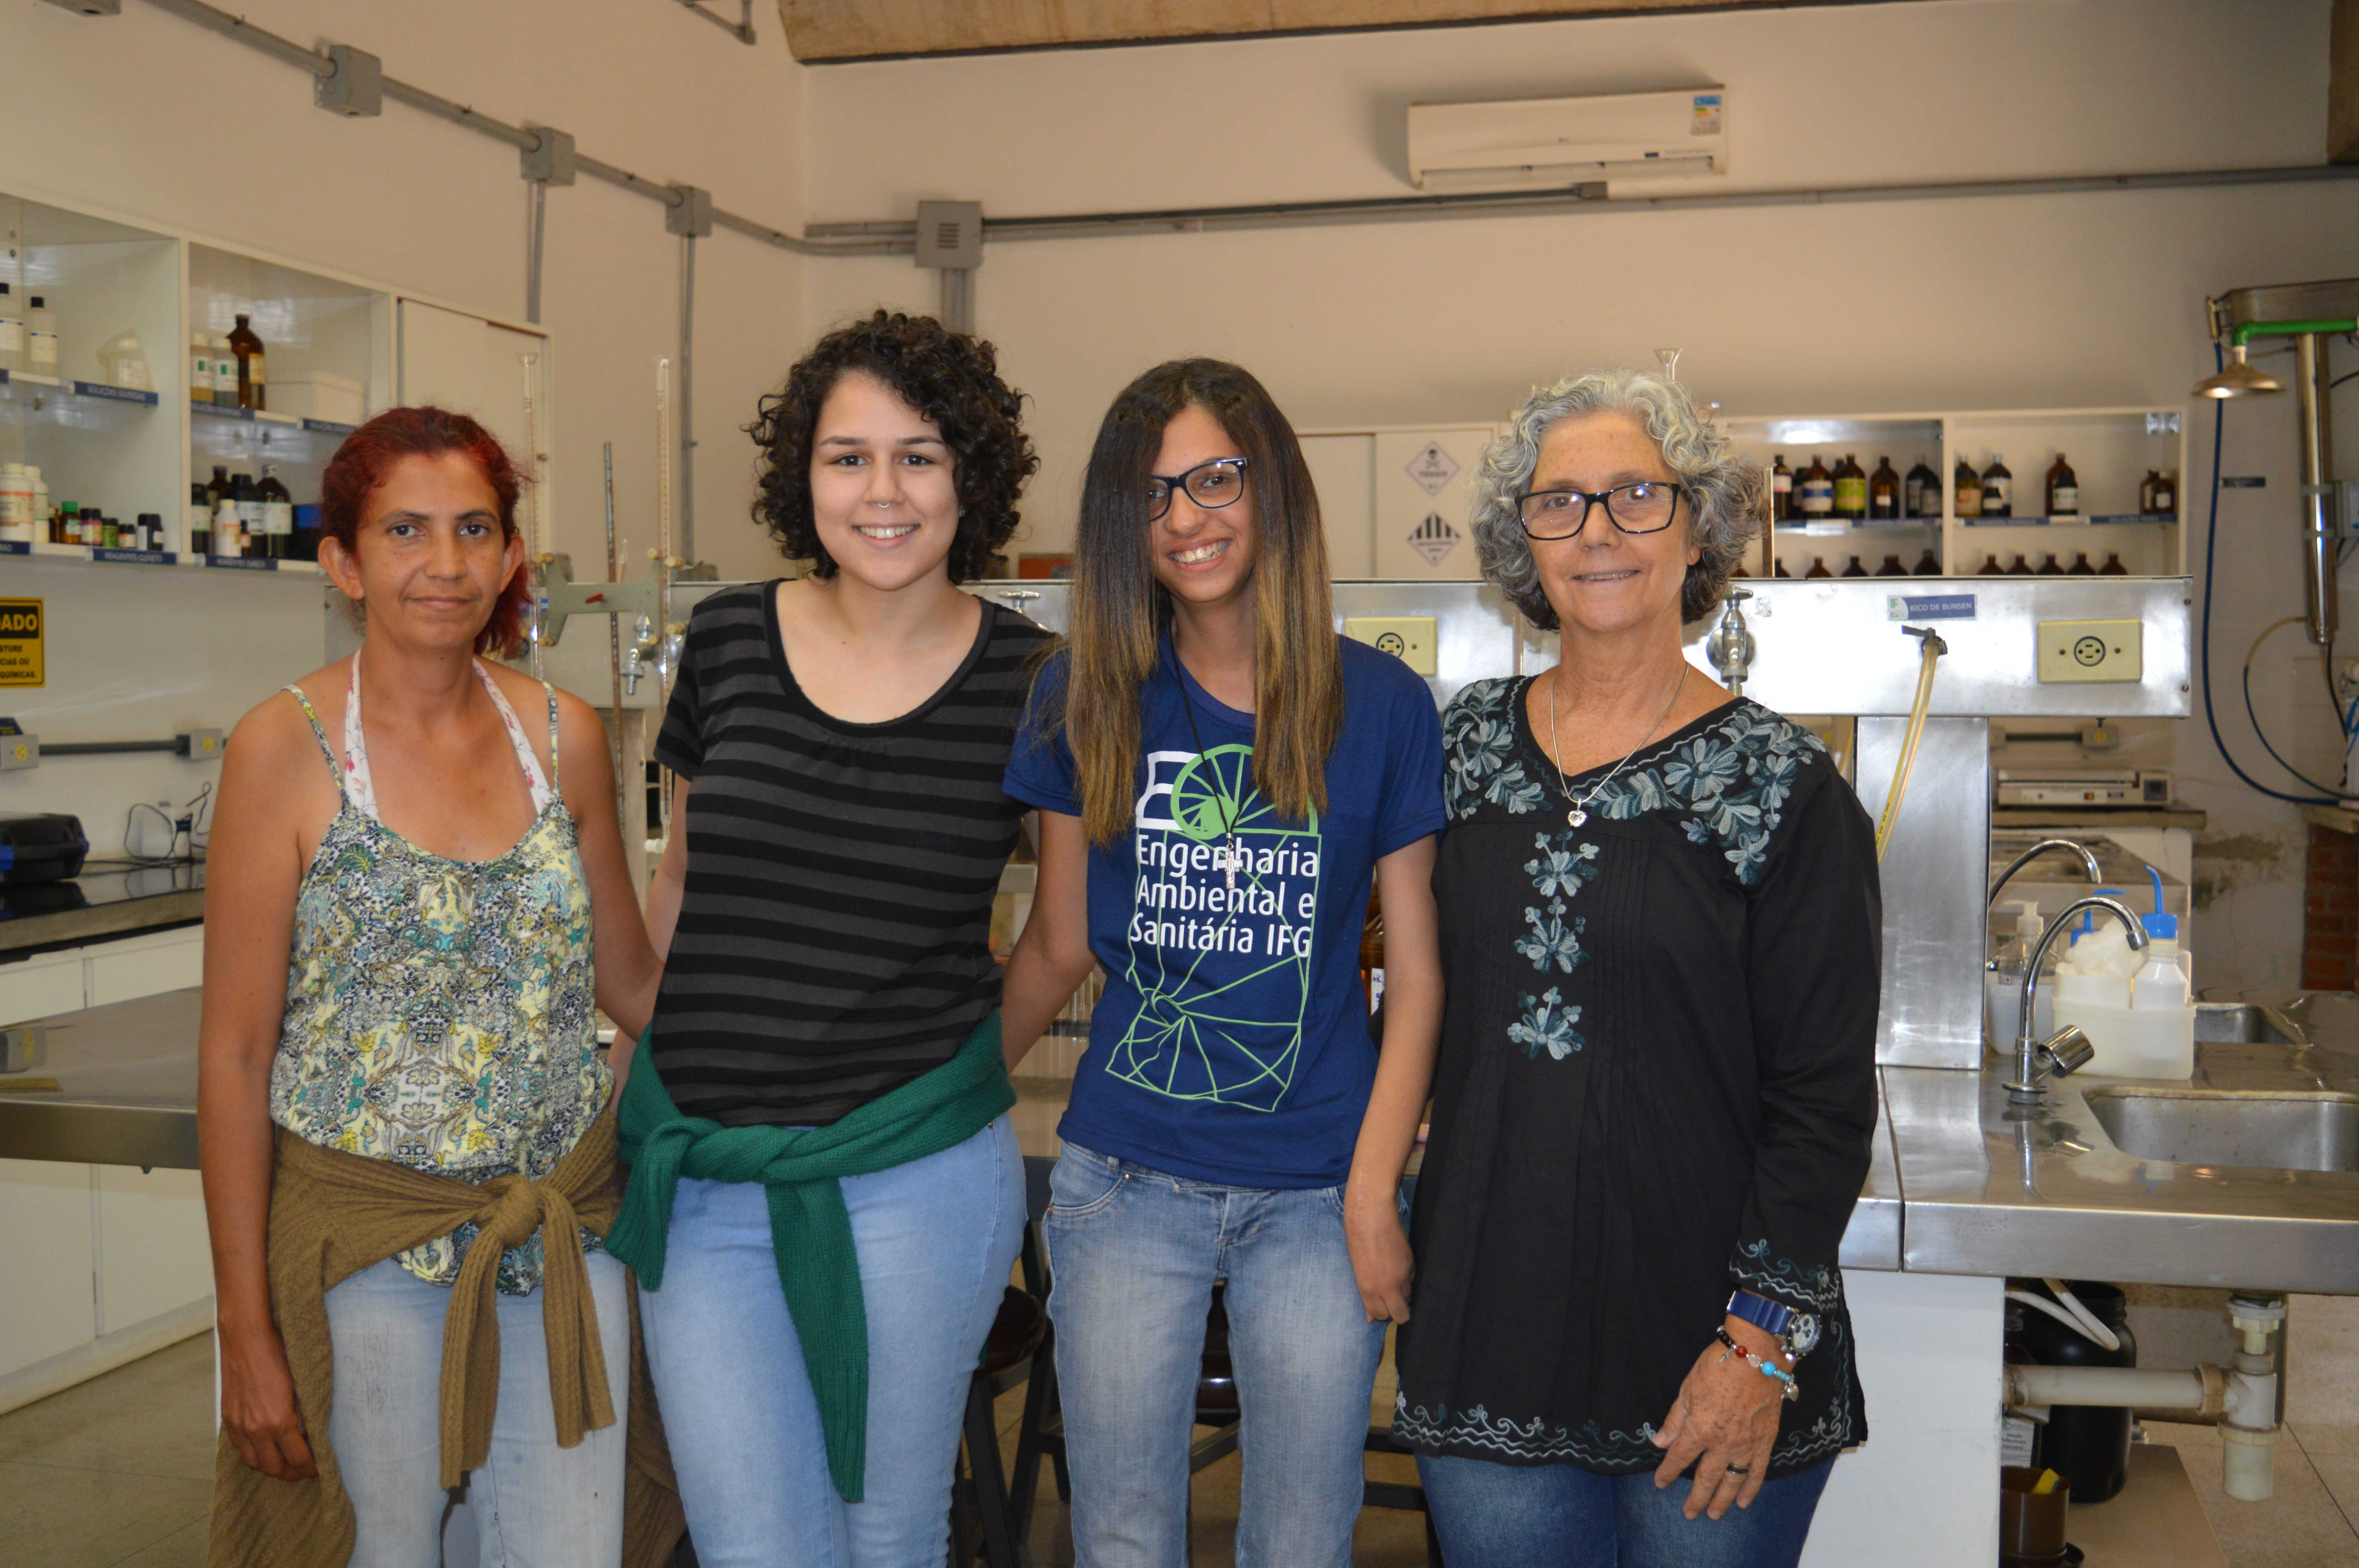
left=0, top=283, right=25, bottom=374
left=1986, top=901, right=2053, bottom=1046
left=26, top=296, right=58, bottom=379
left=98, top=328, right=151, bottom=392
left=0, top=463, right=30, bottom=544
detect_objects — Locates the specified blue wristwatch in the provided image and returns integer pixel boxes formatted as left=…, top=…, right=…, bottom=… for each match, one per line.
left=1727, top=1289, right=1819, bottom=1360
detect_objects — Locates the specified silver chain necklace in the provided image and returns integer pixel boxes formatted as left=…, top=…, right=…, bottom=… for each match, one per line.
left=1546, top=663, right=1689, bottom=828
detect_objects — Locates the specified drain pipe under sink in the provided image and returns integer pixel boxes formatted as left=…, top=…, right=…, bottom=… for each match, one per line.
left=2002, top=1292, right=2286, bottom=1500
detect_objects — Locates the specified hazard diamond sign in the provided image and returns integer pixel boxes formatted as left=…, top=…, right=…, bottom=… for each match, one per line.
left=0, top=600, right=42, bottom=687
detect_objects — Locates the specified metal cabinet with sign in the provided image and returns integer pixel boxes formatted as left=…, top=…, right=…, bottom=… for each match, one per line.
left=1303, top=425, right=1498, bottom=582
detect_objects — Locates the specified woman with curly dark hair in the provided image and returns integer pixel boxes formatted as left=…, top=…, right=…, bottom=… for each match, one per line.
left=605, top=310, right=1049, bottom=1566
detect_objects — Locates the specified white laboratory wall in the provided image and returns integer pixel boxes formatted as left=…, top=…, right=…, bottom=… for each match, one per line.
left=2, top=0, right=809, bottom=589
left=801, top=0, right=2358, bottom=991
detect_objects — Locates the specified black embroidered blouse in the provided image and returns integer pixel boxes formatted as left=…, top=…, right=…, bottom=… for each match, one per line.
left=1392, top=678, right=1880, bottom=1478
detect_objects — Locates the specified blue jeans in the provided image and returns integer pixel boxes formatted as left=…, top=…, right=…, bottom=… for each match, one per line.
left=1043, top=1140, right=1388, bottom=1568
left=1416, top=1451, right=1836, bottom=1568
left=638, top=1114, right=1025, bottom=1568
left=323, top=1251, right=631, bottom=1568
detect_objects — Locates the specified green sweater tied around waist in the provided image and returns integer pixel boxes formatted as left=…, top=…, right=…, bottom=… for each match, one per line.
left=607, top=1013, right=1015, bottom=1502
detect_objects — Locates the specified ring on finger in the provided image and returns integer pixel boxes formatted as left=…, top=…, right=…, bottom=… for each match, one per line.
left=1725, top=1463, right=1751, bottom=1476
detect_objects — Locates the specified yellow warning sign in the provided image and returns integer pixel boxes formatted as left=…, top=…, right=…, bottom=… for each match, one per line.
left=0, top=600, right=44, bottom=687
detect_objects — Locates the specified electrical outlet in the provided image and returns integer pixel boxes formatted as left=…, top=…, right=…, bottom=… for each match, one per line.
left=0, top=733, right=36, bottom=770
left=2036, top=619, right=2143, bottom=684
left=177, top=729, right=224, bottom=760
left=1343, top=617, right=1439, bottom=675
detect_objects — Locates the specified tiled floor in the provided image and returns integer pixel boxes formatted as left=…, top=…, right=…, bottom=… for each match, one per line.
left=8, top=1296, right=2359, bottom=1566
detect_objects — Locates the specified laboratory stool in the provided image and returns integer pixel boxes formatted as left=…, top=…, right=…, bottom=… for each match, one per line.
left=953, top=1283, right=1051, bottom=1568
left=1004, top=1281, right=1248, bottom=1562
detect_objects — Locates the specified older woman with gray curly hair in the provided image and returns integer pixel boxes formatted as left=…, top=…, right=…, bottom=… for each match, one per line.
left=1390, top=369, right=1881, bottom=1568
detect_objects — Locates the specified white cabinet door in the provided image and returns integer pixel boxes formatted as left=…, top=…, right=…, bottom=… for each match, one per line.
left=0, top=951, right=89, bottom=1022
left=0, top=1160, right=95, bottom=1378
left=1299, top=434, right=1375, bottom=579
left=1372, top=428, right=1494, bottom=582
left=95, top=1166, right=211, bottom=1335
left=86, top=930, right=204, bottom=1007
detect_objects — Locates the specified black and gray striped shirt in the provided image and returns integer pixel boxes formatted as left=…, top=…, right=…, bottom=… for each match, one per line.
left=649, top=581, right=1049, bottom=1126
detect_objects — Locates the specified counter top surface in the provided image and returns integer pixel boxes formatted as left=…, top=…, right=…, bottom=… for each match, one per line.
left=13, top=989, right=2352, bottom=1296
left=0, top=860, right=205, bottom=956
left=1885, top=994, right=2359, bottom=1294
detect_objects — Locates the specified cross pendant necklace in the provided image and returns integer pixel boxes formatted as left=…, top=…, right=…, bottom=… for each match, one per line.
left=1548, top=664, right=1689, bottom=828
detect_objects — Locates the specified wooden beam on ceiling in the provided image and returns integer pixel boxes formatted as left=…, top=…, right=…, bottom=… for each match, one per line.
left=776, top=0, right=1898, bottom=64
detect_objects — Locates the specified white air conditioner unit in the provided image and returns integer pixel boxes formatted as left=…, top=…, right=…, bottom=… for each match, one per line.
left=1407, top=87, right=1726, bottom=192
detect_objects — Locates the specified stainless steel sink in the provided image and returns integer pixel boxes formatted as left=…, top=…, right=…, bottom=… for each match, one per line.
left=2082, top=1086, right=2359, bottom=1174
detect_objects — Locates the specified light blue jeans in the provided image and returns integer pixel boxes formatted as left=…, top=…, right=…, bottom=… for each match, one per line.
left=1416, top=1451, right=1836, bottom=1568
left=1043, top=1140, right=1389, bottom=1568
left=323, top=1250, right=631, bottom=1568
left=638, top=1114, right=1026, bottom=1568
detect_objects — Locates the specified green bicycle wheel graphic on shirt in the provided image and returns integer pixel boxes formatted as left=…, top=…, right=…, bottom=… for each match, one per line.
left=1113, top=743, right=1321, bottom=1113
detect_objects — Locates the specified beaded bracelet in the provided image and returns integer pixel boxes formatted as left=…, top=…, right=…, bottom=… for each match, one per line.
left=1717, top=1326, right=1799, bottom=1403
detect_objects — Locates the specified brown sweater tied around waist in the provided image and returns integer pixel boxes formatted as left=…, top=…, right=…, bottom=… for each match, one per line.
left=207, top=1101, right=682, bottom=1568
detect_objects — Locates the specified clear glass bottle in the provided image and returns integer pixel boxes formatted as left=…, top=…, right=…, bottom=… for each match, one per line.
left=0, top=283, right=25, bottom=374
left=189, top=333, right=213, bottom=403
left=209, top=333, right=235, bottom=403
left=25, top=295, right=58, bottom=379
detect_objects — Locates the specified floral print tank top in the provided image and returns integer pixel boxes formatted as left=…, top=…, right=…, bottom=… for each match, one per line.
left=270, top=657, right=607, bottom=1294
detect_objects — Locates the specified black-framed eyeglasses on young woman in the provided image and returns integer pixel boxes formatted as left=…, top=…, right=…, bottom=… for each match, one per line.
left=1146, top=456, right=1250, bottom=521
left=1517, top=480, right=1685, bottom=540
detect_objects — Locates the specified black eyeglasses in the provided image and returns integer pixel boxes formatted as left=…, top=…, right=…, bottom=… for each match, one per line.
left=1516, top=480, right=1685, bottom=540
left=1146, top=457, right=1250, bottom=522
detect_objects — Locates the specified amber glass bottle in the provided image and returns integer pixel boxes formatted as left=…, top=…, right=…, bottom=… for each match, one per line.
left=1981, top=454, right=2013, bottom=517
left=229, top=313, right=266, bottom=410
left=1955, top=458, right=1983, bottom=519
left=2099, top=552, right=2128, bottom=576
left=1773, top=557, right=1793, bottom=578
left=1804, top=556, right=1833, bottom=579
left=1874, top=553, right=1908, bottom=577
left=1868, top=457, right=1901, bottom=520
left=2045, top=453, right=2080, bottom=517
left=1978, top=553, right=2004, bottom=576
left=2006, top=553, right=2036, bottom=576
left=1913, top=547, right=1943, bottom=576
left=1771, top=454, right=1794, bottom=522
left=1798, top=456, right=1834, bottom=520
left=1839, top=555, right=1869, bottom=578
left=1905, top=456, right=1941, bottom=519
left=1832, top=455, right=1868, bottom=521
left=2036, top=553, right=2065, bottom=576
left=2067, top=552, right=2096, bottom=576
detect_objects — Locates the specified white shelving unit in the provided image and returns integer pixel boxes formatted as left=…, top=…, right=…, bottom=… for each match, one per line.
left=1725, top=408, right=2189, bottom=582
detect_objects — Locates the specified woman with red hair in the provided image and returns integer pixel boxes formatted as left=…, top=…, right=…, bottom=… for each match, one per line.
left=198, top=405, right=669, bottom=1564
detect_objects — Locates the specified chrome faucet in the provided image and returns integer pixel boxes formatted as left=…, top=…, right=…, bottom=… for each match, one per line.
left=2007, top=894, right=2148, bottom=1105
left=1988, top=838, right=2104, bottom=909
left=1705, top=586, right=1755, bottom=695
